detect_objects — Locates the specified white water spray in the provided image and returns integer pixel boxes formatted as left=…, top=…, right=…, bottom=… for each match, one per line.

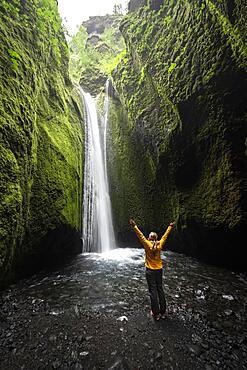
left=81, top=81, right=116, bottom=252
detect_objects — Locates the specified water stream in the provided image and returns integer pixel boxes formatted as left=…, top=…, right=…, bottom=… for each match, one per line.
left=81, top=82, right=115, bottom=253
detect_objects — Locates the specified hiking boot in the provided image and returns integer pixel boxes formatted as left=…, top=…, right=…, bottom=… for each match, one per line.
left=153, top=314, right=160, bottom=321
left=150, top=310, right=160, bottom=321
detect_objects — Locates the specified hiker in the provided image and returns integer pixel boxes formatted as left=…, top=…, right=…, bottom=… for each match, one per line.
left=129, top=218, right=175, bottom=321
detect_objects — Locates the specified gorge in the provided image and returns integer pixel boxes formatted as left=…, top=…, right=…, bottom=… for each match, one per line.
left=0, top=0, right=246, bottom=283
left=0, top=1, right=247, bottom=369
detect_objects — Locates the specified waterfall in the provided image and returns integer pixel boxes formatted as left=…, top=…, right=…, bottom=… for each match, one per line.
left=81, top=81, right=116, bottom=253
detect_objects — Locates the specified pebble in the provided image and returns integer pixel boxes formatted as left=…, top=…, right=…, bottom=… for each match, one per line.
left=0, top=249, right=246, bottom=370
left=74, top=363, right=83, bottom=370
left=155, top=352, right=162, bottom=360
left=222, top=295, right=234, bottom=300
left=224, top=309, right=233, bottom=316
left=49, top=335, right=57, bottom=342
left=52, top=360, right=61, bottom=369
left=107, top=358, right=130, bottom=369
left=205, top=365, right=213, bottom=370
left=187, top=344, right=203, bottom=356
left=117, top=316, right=128, bottom=322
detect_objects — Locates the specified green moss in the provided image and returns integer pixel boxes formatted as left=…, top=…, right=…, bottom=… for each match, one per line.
left=69, top=18, right=125, bottom=83
left=168, top=62, right=176, bottom=74
left=206, top=0, right=247, bottom=69
left=0, top=0, right=84, bottom=286
left=110, top=0, right=246, bottom=241
left=7, top=49, right=22, bottom=71
left=107, top=96, right=154, bottom=233
left=0, top=146, right=22, bottom=277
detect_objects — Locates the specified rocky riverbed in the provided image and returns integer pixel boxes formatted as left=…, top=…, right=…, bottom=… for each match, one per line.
left=0, top=248, right=246, bottom=369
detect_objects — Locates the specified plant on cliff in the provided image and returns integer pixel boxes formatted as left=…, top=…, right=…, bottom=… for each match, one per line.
left=7, top=49, right=22, bottom=71
left=69, top=18, right=125, bottom=83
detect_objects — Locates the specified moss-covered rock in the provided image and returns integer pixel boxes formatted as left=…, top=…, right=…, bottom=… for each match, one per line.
left=80, top=65, right=108, bottom=96
left=110, top=0, right=247, bottom=270
left=69, top=16, right=125, bottom=83
left=106, top=81, right=159, bottom=240
left=0, top=0, right=84, bottom=288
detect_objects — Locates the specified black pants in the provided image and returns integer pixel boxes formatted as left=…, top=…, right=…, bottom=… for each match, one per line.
left=145, top=268, right=166, bottom=315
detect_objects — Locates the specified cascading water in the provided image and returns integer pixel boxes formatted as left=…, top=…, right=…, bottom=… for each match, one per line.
left=81, top=81, right=116, bottom=253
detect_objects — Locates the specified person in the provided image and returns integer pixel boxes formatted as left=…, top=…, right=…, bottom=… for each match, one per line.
left=129, top=218, right=175, bottom=321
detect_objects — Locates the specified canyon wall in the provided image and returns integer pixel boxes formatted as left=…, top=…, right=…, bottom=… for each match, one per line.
left=108, top=0, right=246, bottom=270
left=0, top=0, right=84, bottom=287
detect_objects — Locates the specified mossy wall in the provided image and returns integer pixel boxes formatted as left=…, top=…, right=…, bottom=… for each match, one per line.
left=107, top=90, right=156, bottom=241
left=0, top=0, right=84, bottom=287
left=109, top=0, right=247, bottom=269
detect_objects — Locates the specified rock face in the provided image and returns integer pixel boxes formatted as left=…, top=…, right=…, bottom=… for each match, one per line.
left=149, top=0, right=163, bottom=11
left=109, top=0, right=247, bottom=270
left=82, top=15, right=120, bottom=35
left=128, top=0, right=163, bottom=12
left=0, top=0, right=84, bottom=288
left=128, top=0, right=147, bottom=12
left=86, top=34, right=101, bottom=47
left=76, top=14, right=124, bottom=95
left=80, top=66, right=108, bottom=96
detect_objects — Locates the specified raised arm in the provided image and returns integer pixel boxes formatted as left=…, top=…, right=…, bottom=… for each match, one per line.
left=159, top=221, right=175, bottom=249
left=129, top=219, right=148, bottom=246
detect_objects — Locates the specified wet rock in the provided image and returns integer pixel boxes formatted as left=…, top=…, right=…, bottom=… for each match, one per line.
left=71, top=350, right=78, bottom=360
left=192, top=333, right=202, bottom=343
left=201, top=341, right=209, bottom=350
left=155, top=352, right=162, bottom=360
left=187, top=344, right=203, bottom=356
left=239, top=335, right=247, bottom=345
left=221, top=321, right=233, bottom=329
left=74, top=363, right=83, bottom=370
left=49, top=335, right=57, bottom=343
left=195, top=290, right=206, bottom=300
left=224, top=309, right=233, bottom=316
left=108, top=358, right=131, bottom=370
left=210, top=321, right=222, bottom=330
left=205, top=365, right=214, bottom=370
left=222, top=294, right=234, bottom=301
left=12, top=347, right=17, bottom=355
left=117, top=316, right=128, bottom=322
left=52, top=360, right=61, bottom=369
left=74, top=305, right=80, bottom=318
left=77, top=335, right=84, bottom=342
left=0, top=248, right=247, bottom=369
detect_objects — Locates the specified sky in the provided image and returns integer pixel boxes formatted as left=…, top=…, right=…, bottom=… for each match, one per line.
left=57, top=0, right=128, bottom=35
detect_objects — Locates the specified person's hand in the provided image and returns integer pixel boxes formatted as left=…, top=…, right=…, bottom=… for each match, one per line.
left=129, top=219, right=136, bottom=227
left=170, top=221, right=176, bottom=227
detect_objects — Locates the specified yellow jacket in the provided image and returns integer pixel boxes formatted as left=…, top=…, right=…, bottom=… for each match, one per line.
left=133, top=225, right=173, bottom=269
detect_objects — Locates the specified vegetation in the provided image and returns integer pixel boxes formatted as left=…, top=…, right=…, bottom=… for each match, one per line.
left=69, top=21, right=125, bottom=82
left=108, top=0, right=246, bottom=268
left=0, top=0, right=84, bottom=287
